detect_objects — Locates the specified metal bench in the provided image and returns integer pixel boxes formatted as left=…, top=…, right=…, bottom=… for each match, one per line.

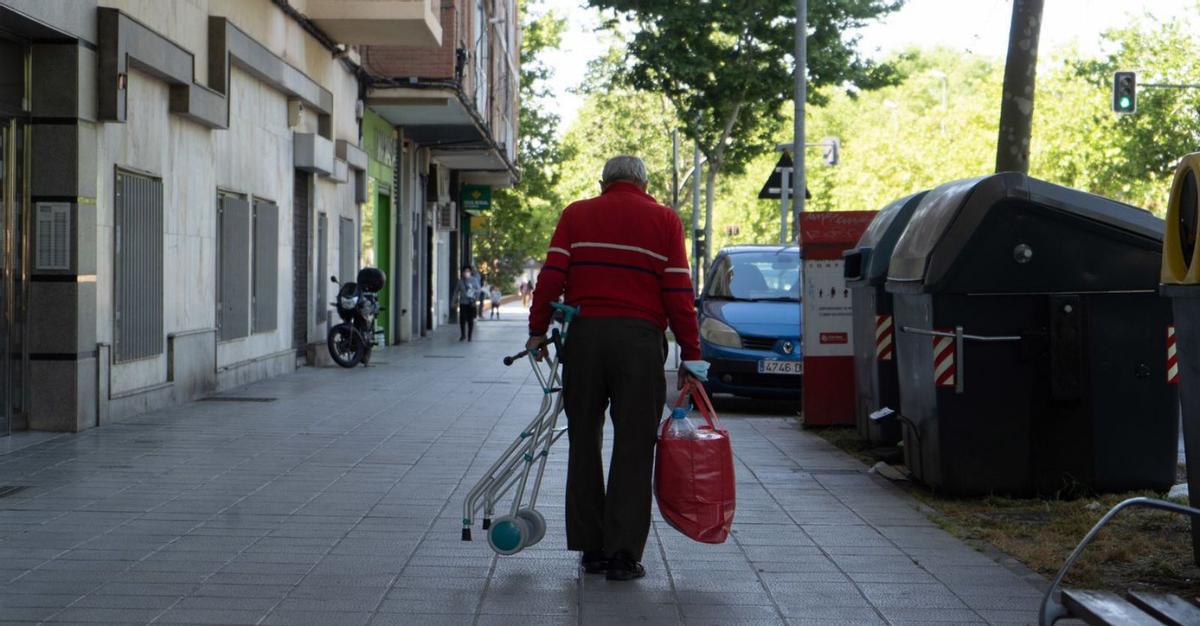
left=1040, top=498, right=1200, bottom=625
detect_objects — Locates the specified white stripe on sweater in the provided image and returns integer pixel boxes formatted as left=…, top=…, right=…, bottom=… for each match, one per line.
left=571, top=241, right=668, bottom=261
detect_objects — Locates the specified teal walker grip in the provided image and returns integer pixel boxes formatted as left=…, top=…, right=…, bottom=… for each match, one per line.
left=549, top=303, right=580, bottom=340
left=549, top=302, right=579, bottom=324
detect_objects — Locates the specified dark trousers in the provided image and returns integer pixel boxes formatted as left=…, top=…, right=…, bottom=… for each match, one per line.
left=459, top=304, right=476, bottom=339
left=562, top=317, right=666, bottom=561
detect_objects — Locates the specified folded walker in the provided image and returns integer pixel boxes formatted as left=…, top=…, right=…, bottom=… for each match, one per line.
left=461, top=302, right=578, bottom=555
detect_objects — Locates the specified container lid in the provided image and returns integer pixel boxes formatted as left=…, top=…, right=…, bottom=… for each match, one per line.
left=886, top=173, right=1164, bottom=294
left=851, top=191, right=927, bottom=286
left=886, top=176, right=988, bottom=284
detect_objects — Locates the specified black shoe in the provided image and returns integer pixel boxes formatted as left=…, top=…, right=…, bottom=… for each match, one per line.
left=580, top=551, right=608, bottom=574
left=459, top=336, right=465, bottom=342
left=605, top=551, right=645, bottom=581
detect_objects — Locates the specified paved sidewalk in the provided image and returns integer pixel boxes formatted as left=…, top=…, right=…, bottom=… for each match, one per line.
left=0, top=303, right=1045, bottom=625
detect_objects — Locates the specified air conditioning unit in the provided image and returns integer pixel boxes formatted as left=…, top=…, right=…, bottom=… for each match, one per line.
left=437, top=202, right=458, bottom=232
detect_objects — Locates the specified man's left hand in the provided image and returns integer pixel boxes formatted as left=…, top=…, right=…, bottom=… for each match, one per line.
left=676, top=365, right=692, bottom=390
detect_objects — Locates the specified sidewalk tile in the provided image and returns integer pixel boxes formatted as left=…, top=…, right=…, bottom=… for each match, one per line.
left=261, top=610, right=372, bottom=625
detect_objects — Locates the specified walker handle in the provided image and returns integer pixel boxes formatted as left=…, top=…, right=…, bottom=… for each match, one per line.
left=503, top=329, right=560, bottom=366
left=549, top=302, right=579, bottom=324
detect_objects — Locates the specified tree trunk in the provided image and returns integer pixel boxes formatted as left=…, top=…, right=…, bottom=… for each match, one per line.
left=995, top=0, right=1044, bottom=174
left=700, top=101, right=743, bottom=269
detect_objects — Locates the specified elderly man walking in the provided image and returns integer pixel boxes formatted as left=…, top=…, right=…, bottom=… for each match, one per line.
left=526, top=156, right=701, bottom=581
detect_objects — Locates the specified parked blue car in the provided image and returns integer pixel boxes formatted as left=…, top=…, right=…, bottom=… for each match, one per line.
left=698, top=245, right=802, bottom=399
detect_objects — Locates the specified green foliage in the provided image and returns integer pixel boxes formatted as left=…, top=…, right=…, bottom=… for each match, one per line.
left=587, top=0, right=903, bottom=175
left=556, top=45, right=685, bottom=212
left=801, top=48, right=1001, bottom=216
left=726, top=10, right=1200, bottom=244
left=508, top=4, right=1200, bottom=280
left=1032, top=13, right=1200, bottom=213
left=472, top=0, right=566, bottom=288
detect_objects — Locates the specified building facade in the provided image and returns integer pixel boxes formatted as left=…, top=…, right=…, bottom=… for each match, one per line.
left=359, top=0, right=520, bottom=341
left=0, top=0, right=447, bottom=435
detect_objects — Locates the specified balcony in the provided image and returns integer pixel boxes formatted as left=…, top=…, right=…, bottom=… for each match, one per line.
left=369, top=85, right=517, bottom=187
left=306, top=0, right=441, bottom=47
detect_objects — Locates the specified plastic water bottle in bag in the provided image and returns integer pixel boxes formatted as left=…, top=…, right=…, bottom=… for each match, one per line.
left=665, top=407, right=697, bottom=440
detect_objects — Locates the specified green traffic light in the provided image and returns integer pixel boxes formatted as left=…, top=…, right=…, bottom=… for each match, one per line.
left=1119, top=96, right=1132, bottom=109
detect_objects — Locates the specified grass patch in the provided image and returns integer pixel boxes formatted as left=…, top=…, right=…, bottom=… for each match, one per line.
left=920, top=491, right=1200, bottom=595
left=810, top=425, right=876, bottom=465
left=813, top=425, right=1200, bottom=595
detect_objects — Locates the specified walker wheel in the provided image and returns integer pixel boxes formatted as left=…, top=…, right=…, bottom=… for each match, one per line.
left=517, top=509, right=547, bottom=547
left=487, top=515, right=531, bottom=556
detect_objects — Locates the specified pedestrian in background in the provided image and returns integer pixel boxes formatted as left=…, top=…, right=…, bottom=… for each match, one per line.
left=456, top=266, right=480, bottom=341
left=490, top=285, right=503, bottom=319
left=519, top=280, right=532, bottom=308
left=526, top=155, right=701, bottom=581
left=477, top=280, right=487, bottom=320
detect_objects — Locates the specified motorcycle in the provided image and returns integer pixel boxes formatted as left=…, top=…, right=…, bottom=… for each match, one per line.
left=326, top=267, right=386, bottom=368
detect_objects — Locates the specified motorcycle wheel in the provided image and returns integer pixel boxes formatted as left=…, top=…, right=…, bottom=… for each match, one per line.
left=327, top=323, right=365, bottom=368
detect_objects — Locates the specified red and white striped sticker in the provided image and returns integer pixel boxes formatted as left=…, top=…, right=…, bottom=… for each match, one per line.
left=933, top=330, right=956, bottom=388
left=875, top=315, right=894, bottom=361
left=1168, top=325, right=1180, bottom=385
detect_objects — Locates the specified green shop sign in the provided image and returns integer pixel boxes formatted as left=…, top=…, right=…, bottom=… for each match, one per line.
left=461, top=185, right=492, bottom=212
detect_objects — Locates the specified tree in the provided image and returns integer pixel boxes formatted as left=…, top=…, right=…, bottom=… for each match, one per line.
left=556, top=45, right=684, bottom=212
left=472, top=0, right=566, bottom=289
left=1032, top=12, right=1200, bottom=213
left=551, top=10, right=1200, bottom=260
left=800, top=47, right=1001, bottom=219
left=587, top=0, right=903, bottom=263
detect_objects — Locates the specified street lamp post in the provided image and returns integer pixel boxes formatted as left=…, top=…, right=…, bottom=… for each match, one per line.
left=692, top=140, right=702, bottom=289
left=794, top=0, right=806, bottom=243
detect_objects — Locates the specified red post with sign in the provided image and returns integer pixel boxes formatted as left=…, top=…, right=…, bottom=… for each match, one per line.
left=801, top=211, right=877, bottom=426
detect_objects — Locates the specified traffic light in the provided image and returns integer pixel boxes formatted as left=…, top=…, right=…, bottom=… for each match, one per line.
left=1113, top=71, right=1137, bottom=114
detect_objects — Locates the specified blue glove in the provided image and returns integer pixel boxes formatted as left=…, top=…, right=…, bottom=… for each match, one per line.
left=683, top=360, right=710, bottom=382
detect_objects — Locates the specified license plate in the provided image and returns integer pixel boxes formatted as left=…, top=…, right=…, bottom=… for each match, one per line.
left=758, top=360, right=801, bottom=375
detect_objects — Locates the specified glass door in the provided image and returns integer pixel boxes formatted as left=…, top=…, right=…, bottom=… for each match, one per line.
left=0, top=120, right=10, bottom=436
left=10, top=117, right=27, bottom=433
left=0, top=115, right=29, bottom=437
left=0, top=34, right=30, bottom=436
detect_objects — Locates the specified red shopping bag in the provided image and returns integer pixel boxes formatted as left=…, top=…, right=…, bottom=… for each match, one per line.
left=654, top=377, right=735, bottom=543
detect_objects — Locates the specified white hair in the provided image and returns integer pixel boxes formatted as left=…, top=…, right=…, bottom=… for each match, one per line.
left=601, top=156, right=648, bottom=186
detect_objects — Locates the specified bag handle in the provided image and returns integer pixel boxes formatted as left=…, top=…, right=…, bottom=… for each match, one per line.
left=671, top=376, right=723, bottom=431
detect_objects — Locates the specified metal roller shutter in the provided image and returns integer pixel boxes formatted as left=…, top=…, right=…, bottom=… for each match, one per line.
left=114, top=170, right=164, bottom=362
left=252, top=199, right=278, bottom=333
left=218, top=194, right=250, bottom=341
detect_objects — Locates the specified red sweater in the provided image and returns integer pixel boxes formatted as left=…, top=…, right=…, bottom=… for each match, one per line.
left=529, top=182, right=702, bottom=361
